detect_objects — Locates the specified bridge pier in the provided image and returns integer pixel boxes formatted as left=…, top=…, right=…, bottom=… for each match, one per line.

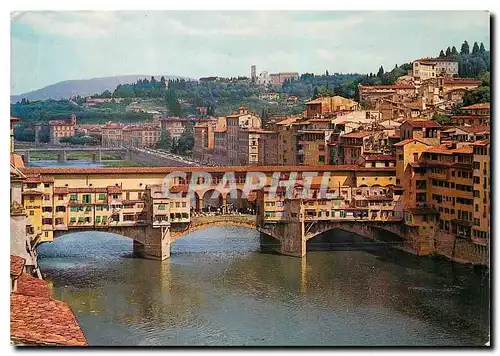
left=125, top=149, right=132, bottom=161
left=57, top=151, right=67, bottom=163
left=131, top=226, right=170, bottom=260
left=34, top=124, right=41, bottom=146
left=92, top=151, right=102, bottom=163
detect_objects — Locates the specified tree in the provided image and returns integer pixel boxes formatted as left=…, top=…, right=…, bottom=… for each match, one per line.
left=156, top=130, right=172, bottom=150
left=439, top=50, right=445, bottom=58
left=451, top=46, right=458, bottom=55
left=480, top=42, right=486, bottom=53
left=445, top=47, right=451, bottom=56
left=472, top=42, right=480, bottom=54
left=479, top=71, right=490, bottom=87
left=313, top=87, right=319, bottom=99
left=377, top=66, right=385, bottom=78
left=175, top=122, right=195, bottom=155
left=326, top=70, right=329, bottom=76
left=463, top=86, right=490, bottom=106
left=460, top=40, right=470, bottom=55
left=432, top=113, right=451, bottom=124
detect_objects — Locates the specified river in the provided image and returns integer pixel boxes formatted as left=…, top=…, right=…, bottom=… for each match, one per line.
left=37, top=227, right=490, bottom=346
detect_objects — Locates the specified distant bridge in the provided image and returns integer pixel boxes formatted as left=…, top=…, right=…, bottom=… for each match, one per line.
left=14, top=147, right=131, bottom=163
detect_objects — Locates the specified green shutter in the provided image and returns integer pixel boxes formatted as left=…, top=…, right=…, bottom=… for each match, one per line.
left=95, top=216, right=101, bottom=223
left=78, top=217, right=85, bottom=222
left=70, top=217, right=76, bottom=223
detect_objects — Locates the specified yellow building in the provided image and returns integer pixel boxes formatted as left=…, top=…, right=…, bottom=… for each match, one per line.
left=22, top=174, right=55, bottom=243
left=305, top=96, right=359, bottom=118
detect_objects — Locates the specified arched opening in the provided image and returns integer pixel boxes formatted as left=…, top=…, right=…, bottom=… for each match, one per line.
left=201, top=189, right=224, bottom=213
left=189, top=191, right=202, bottom=212
left=170, top=226, right=260, bottom=254
left=225, top=188, right=256, bottom=215
left=307, top=229, right=383, bottom=252
left=37, top=231, right=134, bottom=271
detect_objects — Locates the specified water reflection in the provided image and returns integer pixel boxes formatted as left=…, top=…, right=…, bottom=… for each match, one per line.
left=37, top=228, right=489, bottom=346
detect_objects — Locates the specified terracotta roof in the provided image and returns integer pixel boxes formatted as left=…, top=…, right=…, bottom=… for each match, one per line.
left=10, top=294, right=87, bottom=346
left=11, top=163, right=26, bottom=180
left=106, top=186, right=121, bottom=194
left=402, top=120, right=442, bottom=128
left=461, top=103, right=490, bottom=110
left=25, top=175, right=54, bottom=183
left=11, top=256, right=25, bottom=279
left=68, top=187, right=107, bottom=193
left=341, top=131, right=372, bottom=138
left=455, top=125, right=490, bottom=134
left=22, top=190, right=43, bottom=195
left=54, top=187, right=69, bottom=194
left=471, top=139, right=490, bottom=146
left=275, top=116, right=300, bottom=125
left=393, top=138, right=431, bottom=147
left=416, top=57, right=457, bottom=63
left=169, top=185, right=189, bottom=194
left=21, top=165, right=397, bottom=175
left=359, top=85, right=415, bottom=90
left=16, top=274, right=51, bottom=298
left=364, top=155, right=396, bottom=161
left=444, top=78, right=482, bottom=85
left=11, top=154, right=25, bottom=168
left=298, top=130, right=326, bottom=135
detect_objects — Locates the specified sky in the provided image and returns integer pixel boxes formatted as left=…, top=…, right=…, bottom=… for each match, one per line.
left=10, top=10, right=490, bottom=95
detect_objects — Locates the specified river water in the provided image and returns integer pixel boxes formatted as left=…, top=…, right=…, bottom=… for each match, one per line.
left=37, top=227, right=490, bottom=346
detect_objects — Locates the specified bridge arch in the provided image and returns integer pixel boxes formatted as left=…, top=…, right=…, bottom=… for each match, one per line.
left=169, top=214, right=259, bottom=242
left=304, top=220, right=405, bottom=244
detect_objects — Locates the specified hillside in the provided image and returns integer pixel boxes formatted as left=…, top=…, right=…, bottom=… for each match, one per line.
left=10, top=74, right=192, bottom=103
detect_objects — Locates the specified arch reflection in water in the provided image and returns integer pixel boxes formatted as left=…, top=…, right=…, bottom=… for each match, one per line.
left=36, top=227, right=489, bottom=346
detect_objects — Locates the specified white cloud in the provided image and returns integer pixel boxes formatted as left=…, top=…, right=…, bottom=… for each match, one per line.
left=12, top=11, right=122, bottom=38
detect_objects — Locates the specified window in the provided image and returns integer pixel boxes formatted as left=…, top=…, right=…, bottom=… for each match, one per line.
left=112, top=194, right=119, bottom=199
left=29, top=210, right=34, bottom=216
left=99, top=193, right=106, bottom=200
left=82, top=194, right=91, bottom=204
left=27, top=183, right=37, bottom=189
left=44, top=183, right=50, bottom=188
left=70, top=194, right=78, bottom=201
left=42, top=218, right=52, bottom=225
left=55, top=218, right=64, bottom=225
left=42, top=207, right=52, bottom=213
left=57, top=195, right=64, bottom=200
left=95, top=216, right=101, bottom=223
left=70, top=206, right=79, bottom=212
left=56, top=206, right=65, bottom=212
left=175, top=202, right=180, bottom=208
left=182, top=202, right=187, bottom=208
left=158, top=204, right=165, bottom=210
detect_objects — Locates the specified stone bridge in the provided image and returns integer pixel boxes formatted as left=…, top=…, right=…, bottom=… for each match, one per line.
left=15, top=146, right=131, bottom=163
left=50, top=215, right=412, bottom=260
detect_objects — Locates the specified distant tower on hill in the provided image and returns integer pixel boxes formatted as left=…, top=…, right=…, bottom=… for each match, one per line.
left=251, top=65, right=256, bottom=82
